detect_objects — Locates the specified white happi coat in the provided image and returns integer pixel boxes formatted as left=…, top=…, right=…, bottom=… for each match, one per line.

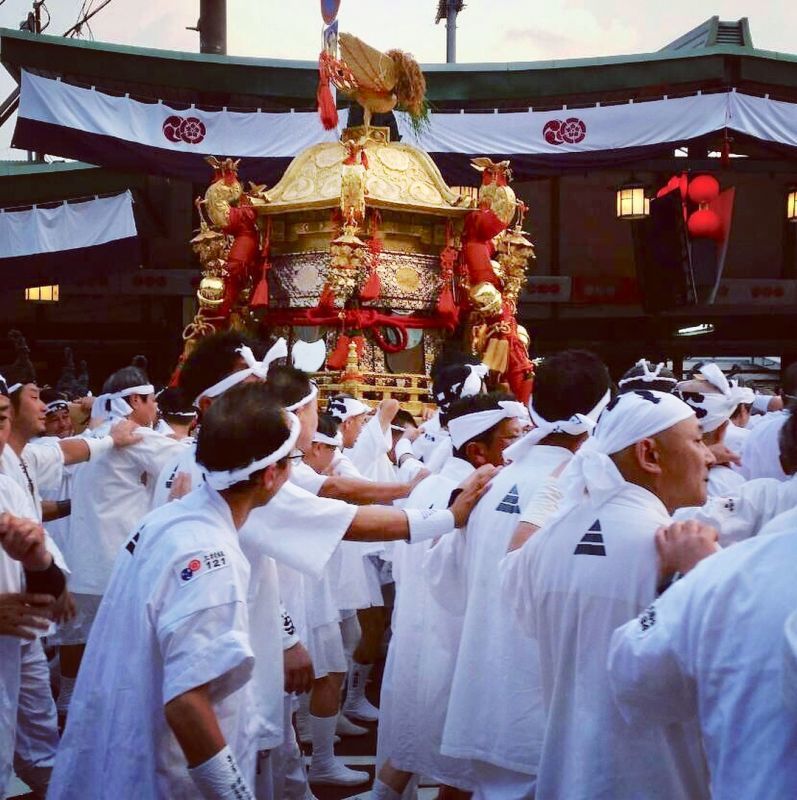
left=335, top=426, right=391, bottom=609
left=66, top=425, right=184, bottom=595
left=609, top=514, right=797, bottom=800
left=675, top=473, right=797, bottom=546
left=740, top=410, right=789, bottom=480
left=412, top=411, right=445, bottom=462
left=34, top=436, right=81, bottom=552
left=706, top=464, right=745, bottom=497
left=502, top=481, right=709, bottom=800
left=0, top=442, right=64, bottom=523
left=435, top=445, right=573, bottom=774
left=723, top=420, right=749, bottom=455
left=347, top=413, right=397, bottom=483
left=48, top=484, right=259, bottom=800
left=150, top=447, right=355, bottom=750
left=377, top=456, right=475, bottom=789
left=0, top=475, right=46, bottom=796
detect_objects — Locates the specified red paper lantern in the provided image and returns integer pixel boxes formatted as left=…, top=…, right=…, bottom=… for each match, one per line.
left=688, top=175, right=720, bottom=205
left=687, top=208, right=723, bottom=240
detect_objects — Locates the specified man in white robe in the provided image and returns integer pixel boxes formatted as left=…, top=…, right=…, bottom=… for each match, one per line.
left=374, top=392, right=528, bottom=800
left=48, top=384, right=300, bottom=799
left=501, top=389, right=715, bottom=800
left=609, top=511, right=797, bottom=799
left=0, top=375, right=71, bottom=799
left=676, top=363, right=746, bottom=497
left=1, top=369, right=140, bottom=795
left=438, top=350, right=611, bottom=800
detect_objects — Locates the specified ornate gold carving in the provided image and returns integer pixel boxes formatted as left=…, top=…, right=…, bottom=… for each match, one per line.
left=394, top=266, right=421, bottom=292
left=261, top=140, right=469, bottom=217
left=268, top=250, right=442, bottom=309
left=377, top=147, right=411, bottom=172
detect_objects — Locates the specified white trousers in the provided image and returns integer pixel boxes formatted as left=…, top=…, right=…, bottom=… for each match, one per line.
left=14, top=639, right=59, bottom=797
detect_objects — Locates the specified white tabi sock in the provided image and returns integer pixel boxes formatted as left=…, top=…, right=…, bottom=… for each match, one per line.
left=308, top=714, right=338, bottom=769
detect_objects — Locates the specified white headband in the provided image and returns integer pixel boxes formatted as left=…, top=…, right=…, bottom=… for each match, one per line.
left=313, top=431, right=343, bottom=447
left=195, top=338, right=288, bottom=404
left=327, top=395, right=370, bottom=421
left=285, top=382, right=319, bottom=412
left=617, top=359, right=678, bottom=388
left=45, top=400, right=70, bottom=414
left=202, top=412, right=300, bottom=490
left=90, top=384, right=155, bottom=424
left=461, top=364, right=489, bottom=398
left=503, top=388, right=611, bottom=463
left=0, top=373, right=24, bottom=395
left=560, top=390, right=695, bottom=508
left=678, top=363, right=738, bottom=433
left=448, top=400, right=528, bottom=449
left=729, top=380, right=755, bottom=407
left=434, top=363, right=489, bottom=407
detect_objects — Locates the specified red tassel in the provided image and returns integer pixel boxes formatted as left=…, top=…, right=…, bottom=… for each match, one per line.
left=318, top=284, right=337, bottom=311
left=317, top=52, right=338, bottom=130
left=250, top=261, right=270, bottom=309
left=359, top=269, right=381, bottom=302
left=437, top=284, right=456, bottom=317
left=168, top=354, right=185, bottom=387
left=326, top=335, right=350, bottom=370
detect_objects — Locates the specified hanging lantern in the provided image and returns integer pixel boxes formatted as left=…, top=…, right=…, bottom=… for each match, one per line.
left=687, top=175, right=720, bottom=206
left=616, top=184, right=649, bottom=220
left=687, top=208, right=723, bottom=240
left=788, top=188, right=797, bottom=223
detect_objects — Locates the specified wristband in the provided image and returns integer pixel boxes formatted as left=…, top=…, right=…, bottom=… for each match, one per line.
left=405, top=507, right=456, bottom=544
left=56, top=499, right=72, bottom=518
left=281, top=609, right=300, bottom=650
left=86, top=436, right=113, bottom=460
left=24, top=559, right=66, bottom=599
left=188, top=745, right=255, bottom=800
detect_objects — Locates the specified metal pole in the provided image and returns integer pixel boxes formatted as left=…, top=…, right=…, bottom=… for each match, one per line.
left=199, top=0, right=226, bottom=55
left=446, top=1, right=457, bottom=63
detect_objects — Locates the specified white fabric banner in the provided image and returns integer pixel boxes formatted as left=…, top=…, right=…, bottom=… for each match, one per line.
left=0, top=190, right=136, bottom=258
left=17, top=70, right=797, bottom=161
left=18, top=70, right=342, bottom=159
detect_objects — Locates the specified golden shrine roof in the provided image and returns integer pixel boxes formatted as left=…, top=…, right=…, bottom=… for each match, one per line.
left=259, top=128, right=471, bottom=217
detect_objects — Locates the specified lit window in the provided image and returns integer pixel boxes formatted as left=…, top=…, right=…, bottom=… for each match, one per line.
left=25, top=285, right=60, bottom=302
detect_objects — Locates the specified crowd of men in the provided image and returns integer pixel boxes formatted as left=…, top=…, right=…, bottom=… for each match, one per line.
left=1, top=331, right=796, bottom=800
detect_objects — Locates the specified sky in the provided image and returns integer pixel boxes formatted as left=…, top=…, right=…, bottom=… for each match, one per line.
left=0, top=0, right=794, bottom=157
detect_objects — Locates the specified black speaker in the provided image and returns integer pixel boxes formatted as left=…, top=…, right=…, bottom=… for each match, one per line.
left=632, top=192, right=696, bottom=312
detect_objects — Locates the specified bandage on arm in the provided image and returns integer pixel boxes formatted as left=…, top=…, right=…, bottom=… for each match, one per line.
left=280, top=605, right=300, bottom=650
left=188, top=745, right=255, bottom=800
left=166, top=684, right=253, bottom=798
